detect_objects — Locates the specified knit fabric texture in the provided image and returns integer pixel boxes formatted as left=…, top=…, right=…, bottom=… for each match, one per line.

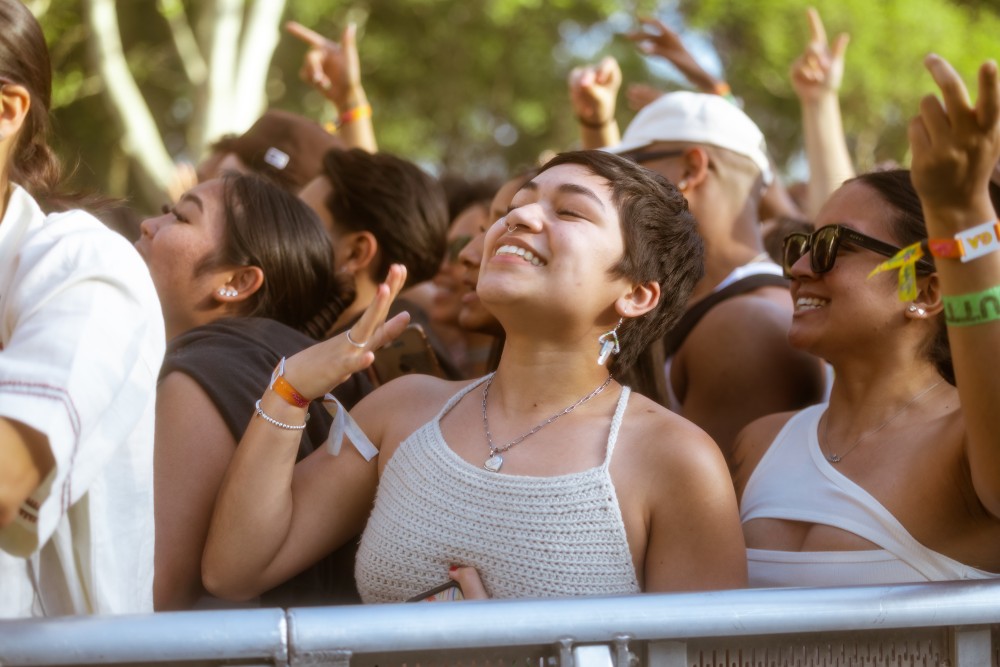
left=355, top=375, right=640, bottom=602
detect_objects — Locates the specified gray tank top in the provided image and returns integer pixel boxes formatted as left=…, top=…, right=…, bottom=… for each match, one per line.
left=355, top=375, right=640, bottom=602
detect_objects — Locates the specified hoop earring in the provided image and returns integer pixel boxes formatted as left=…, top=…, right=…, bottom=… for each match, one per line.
left=597, top=318, right=623, bottom=366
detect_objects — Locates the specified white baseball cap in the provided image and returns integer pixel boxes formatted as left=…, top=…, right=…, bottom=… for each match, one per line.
left=610, top=91, right=773, bottom=185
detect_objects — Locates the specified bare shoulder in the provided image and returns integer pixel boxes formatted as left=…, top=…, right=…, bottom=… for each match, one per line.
left=351, top=374, right=484, bottom=454
left=616, top=391, right=729, bottom=485
left=697, top=288, right=793, bottom=343
left=730, top=411, right=797, bottom=500
left=682, top=289, right=823, bottom=399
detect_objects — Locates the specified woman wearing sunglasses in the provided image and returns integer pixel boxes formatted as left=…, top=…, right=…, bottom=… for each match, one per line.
left=732, top=54, right=1000, bottom=587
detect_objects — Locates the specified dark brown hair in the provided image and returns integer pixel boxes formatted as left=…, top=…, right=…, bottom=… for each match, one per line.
left=321, top=149, right=449, bottom=286
left=198, top=173, right=345, bottom=335
left=848, top=170, right=954, bottom=383
left=536, top=150, right=705, bottom=376
left=0, top=0, right=62, bottom=205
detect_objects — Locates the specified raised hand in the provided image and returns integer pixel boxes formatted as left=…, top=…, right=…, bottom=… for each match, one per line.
left=908, top=54, right=1000, bottom=220
left=625, top=16, right=719, bottom=94
left=286, top=21, right=363, bottom=111
left=284, top=264, right=410, bottom=400
left=568, top=56, right=621, bottom=127
left=790, top=8, right=849, bottom=103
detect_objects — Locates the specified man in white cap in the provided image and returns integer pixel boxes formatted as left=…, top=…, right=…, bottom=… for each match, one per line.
left=570, top=64, right=825, bottom=461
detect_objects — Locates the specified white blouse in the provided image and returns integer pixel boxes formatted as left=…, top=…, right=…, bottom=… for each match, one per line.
left=0, top=186, right=164, bottom=617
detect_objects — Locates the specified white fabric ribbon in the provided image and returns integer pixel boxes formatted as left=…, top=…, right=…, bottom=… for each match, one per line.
left=322, top=394, right=378, bottom=461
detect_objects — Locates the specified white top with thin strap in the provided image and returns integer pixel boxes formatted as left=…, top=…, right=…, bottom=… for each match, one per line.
left=355, top=375, right=640, bottom=602
left=741, top=404, right=997, bottom=587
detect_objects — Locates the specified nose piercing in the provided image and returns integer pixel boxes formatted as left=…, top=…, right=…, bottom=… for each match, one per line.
left=507, top=223, right=519, bottom=234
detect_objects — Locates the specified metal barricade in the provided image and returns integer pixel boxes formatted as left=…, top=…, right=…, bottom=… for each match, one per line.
left=1, top=579, right=998, bottom=666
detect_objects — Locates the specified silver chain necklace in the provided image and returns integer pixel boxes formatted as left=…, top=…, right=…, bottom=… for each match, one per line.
left=822, top=379, right=943, bottom=464
left=481, top=373, right=613, bottom=472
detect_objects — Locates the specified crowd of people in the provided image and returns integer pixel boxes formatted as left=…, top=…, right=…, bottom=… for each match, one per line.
left=0, top=0, right=998, bottom=619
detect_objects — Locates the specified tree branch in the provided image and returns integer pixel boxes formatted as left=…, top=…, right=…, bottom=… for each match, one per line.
left=157, top=0, right=207, bottom=86
left=231, top=0, right=288, bottom=131
left=83, top=0, right=175, bottom=194
left=200, top=0, right=244, bottom=148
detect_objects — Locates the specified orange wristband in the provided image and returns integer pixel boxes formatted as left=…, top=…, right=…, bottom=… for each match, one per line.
left=926, top=220, right=1000, bottom=262
left=337, top=103, right=372, bottom=129
left=269, top=357, right=309, bottom=408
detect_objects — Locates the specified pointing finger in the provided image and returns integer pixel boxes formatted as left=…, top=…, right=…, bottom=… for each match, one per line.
left=285, top=21, right=328, bottom=48
left=925, top=53, right=973, bottom=122
left=831, top=32, right=850, bottom=60
left=806, top=7, right=828, bottom=46
left=976, top=59, right=1000, bottom=130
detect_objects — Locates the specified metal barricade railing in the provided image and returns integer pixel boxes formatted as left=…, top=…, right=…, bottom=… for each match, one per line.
left=1, top=579, right=998, bottom=666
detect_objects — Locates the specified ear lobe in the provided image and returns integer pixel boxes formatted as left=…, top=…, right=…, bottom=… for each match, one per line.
left=680, top=147, right=711, bottom=190
left=910, top=273, right=942, bottom=318
left=617, top=280, right=660, bottom=318
left=341, top=230, right=379, bottom=276
left=213, top=266, right=264, bottom=305
left=0, top=83, right=31, bottom=140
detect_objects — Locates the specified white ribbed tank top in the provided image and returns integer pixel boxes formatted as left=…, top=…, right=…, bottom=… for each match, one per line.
left=355, top=375, right=640, bottom=602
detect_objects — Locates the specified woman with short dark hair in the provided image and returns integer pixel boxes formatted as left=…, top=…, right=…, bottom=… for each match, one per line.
left=203, top=149, right=747, bottom=602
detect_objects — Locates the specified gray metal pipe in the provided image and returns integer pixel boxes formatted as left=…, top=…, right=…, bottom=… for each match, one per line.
left=288, top=580, right=1000, bottom=653
left=0, top=580, right=997, bottom=664
left=0, top=608, right=287, bottom=665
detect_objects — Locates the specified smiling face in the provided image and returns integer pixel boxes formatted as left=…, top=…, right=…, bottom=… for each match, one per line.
left=787, top=180, right=912, bottom=357
left=456, top=175, right=526, bottom=335
left=135, top=180, right=231, bottom=337
left=476, top=163, right=631, bottom=331
left=430, top=201, right=488, bottom=325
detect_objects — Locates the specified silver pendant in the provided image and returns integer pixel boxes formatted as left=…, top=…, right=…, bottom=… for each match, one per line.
left=826, top=453, right=842, bottom=464
left=484, top=453, right=503, bottom=472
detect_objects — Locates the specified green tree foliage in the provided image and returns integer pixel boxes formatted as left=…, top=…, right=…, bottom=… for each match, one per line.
left=283, top=0, right=659, bottom=175
left=34, top=0, right=1000, bottom=210
left=678, top=0, right=1000, bottom=172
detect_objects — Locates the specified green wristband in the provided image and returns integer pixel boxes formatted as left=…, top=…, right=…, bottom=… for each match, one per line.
left=942, top=284, right=1000, bottom=327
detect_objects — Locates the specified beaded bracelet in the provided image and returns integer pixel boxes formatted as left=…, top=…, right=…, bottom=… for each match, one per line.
left=255, top=400, right=308, bottom=431
left=270, top=357, right=309, bottom=408
left=942, top=284, right=1000, bottom=327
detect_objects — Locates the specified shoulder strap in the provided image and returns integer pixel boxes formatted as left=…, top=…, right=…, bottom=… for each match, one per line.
left=602, top=386, right=631, bottom=468
left=663, top=273, right=789, bottom=358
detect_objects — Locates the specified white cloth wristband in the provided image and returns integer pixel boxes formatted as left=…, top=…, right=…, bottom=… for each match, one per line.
left=322, top=394, right=378, bottom=461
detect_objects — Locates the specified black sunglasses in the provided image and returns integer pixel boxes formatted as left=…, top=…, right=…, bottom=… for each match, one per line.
left=620, top=149, right=685, bottom=165
left=782, top=224, right=936, bottom=278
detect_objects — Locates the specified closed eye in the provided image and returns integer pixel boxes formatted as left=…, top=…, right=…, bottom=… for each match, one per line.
left=162, top=203, right=188, bottom=223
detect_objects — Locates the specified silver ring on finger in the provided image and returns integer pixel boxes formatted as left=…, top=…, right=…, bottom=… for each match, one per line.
left=346, top=328, right=367, bottom=349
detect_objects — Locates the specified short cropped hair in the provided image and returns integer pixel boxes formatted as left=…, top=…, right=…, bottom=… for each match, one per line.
left=537, top=150, right=704, bottom=374
left=321, top=149, right=449, bottom=286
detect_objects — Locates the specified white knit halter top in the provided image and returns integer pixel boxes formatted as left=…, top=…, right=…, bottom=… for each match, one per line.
left=355, top=375, right=640, bottom=602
